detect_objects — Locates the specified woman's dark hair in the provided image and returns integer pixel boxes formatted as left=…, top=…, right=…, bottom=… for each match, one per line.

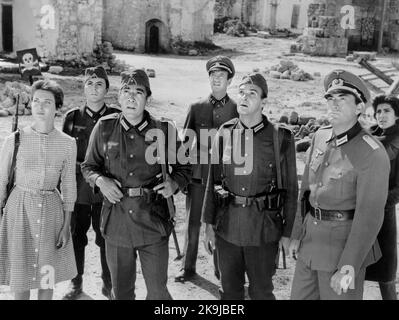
left=31, top=80, right=64, bottom=110
left=372, top=95, right=399, bottom=118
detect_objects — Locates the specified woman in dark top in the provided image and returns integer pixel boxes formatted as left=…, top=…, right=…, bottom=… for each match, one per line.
left=366, top=95, right=399, bottom=300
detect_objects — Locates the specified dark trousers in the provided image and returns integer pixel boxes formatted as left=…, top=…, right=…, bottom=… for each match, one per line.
left=216, top=235, right=278, bottom=300
left=71, top=203, right=111, bottom=284
left=291, top=259, right=366, bottom=300
left=182, top=183, right=219, bottom=275
left=106, top=239, right=172, bottom=300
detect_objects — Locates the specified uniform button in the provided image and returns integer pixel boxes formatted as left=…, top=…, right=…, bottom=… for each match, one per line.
left=35, top=249, right=38, bottom=253
left=318, top=182, right=323, bottom=187
left=337, top=213, right=343, bottom=219
left=37, top=219, right=41, bottom=224
left=33, top=264, right=37, bottom=268
left=242, top=188, right=246, bottom=191
left=269, top=163, right=273, bottom=168
left=314, top=221, right=318, bottom=225
left=129, top=210, right=133, bottom=214
left=243, top=171, right=247, bottom=174
left=242, top=204, right=246, bottom=208
left=216, top=115, right=220, bottom=119
left=35, top=234, right=39, bottom=238
left=325, top=162, right=329, bottom=167
left=338, top=173, right=343, bottom=178
left=245, top=153, right=248, bottom=157
left=129, top=172, right=134, bottom=176
left=106, top=155, right=109, bottom=159
left=33, top=278, right=36, bottom=281
left=38, top=203, right=42, bottom=208
left=130, top=135, right=135, bottom=140
left=129, top=154, right=134, bottom=159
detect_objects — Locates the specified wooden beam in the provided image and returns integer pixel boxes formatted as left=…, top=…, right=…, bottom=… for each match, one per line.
left=387, top=78, right=399, bottom=95
left=358, top=58, right=394, bottom=85
left=378, top=0, right=389, bottom=53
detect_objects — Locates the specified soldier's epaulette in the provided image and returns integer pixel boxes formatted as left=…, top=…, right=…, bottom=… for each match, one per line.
left=100, top=113, right=120, bottom=121
left=64, top=107, right=80, bottom=118
left=319, top=125, right=333, bottom=130
left=220, top=118, right=239, bottom=129
left=362, top=134, right=380, bottom=150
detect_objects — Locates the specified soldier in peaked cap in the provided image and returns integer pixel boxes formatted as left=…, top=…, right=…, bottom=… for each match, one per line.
left=289, top=70, right=390, bottom=300
left=175, top=55, right=238, bottom=283
left=201, top=73, right=298, bottom=299
left=81, top=69, right=190, bottom=300
left=62, top=66, right=120, bottom=300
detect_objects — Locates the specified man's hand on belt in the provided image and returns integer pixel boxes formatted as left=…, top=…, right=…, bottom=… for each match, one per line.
left=96, top=176, right=123, bottom=204
left=153, top=173, right=178, bottom=198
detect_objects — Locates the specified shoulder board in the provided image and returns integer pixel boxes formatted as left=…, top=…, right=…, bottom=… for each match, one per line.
left=319, top=125, right=333, bottom=130
left=274, top=123, right=292, bottom=133
left=64, top=107, right=80, bottom=117
left=220, top=118, right=239, bottom=129
left=362, top=135, right=380, bottom=150
left=100, top=113, right=120, bottom=121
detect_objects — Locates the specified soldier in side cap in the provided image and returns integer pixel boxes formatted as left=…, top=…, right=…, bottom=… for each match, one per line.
left=202, top=73, right=298, bottom=299
left=175, top=55, right=239, bottom=283
left=62, top=66, right=120, bottom=300
left=81, top=69, right=190, bottom=300
left=289, top=70, right=390, bottom=300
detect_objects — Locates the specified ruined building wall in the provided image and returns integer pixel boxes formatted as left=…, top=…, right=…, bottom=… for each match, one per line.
left=103, top=0, right=215, bottom=53
left=6, top=0, right=102, bottom=59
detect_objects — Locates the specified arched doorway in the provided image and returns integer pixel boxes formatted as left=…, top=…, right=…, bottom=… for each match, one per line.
left=149, top=25, right=159, bottom=53
left=145, top=19, right=168, bottom=54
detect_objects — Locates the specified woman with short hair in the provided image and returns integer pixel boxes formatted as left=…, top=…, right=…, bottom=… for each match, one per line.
left=365, top=94, right=399, bottom=300
left=0, top=80, right=77, bottom=300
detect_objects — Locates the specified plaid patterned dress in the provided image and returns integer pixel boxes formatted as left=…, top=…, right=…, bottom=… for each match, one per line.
left=0, top=126, right=77, bottom=292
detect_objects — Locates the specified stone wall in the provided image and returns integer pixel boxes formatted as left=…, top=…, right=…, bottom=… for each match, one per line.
left=103, top=0, right=215, bottom=53
left=1, top=0, right=102, bottom=60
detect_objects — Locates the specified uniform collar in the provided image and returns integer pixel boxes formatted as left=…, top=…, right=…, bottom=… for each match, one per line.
left=85, top=104, right=107, bottom=119
left=327, top=122, right=362, bottom=147
left=120, top=110, right=150, bottom=133
left=209, top=94, right=230, bottom=106
left=237, top=115, right=268, bottom=134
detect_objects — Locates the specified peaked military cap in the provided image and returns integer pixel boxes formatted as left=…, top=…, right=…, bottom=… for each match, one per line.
left=206, top=55, right=235, bottom=78
left=324, top=70, right=370, bottom=104
left=84, top=66, right=109, bottom=86
left=120, top=69, right=152, bottom=97
left=239, top=73, right=268, bottom=98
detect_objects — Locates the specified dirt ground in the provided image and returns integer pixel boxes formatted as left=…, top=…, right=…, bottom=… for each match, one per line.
left=0, top=34, right=398, bottom=300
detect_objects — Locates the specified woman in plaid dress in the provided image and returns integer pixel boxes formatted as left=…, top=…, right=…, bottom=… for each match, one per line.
left=0, top=80, right=77, bottom=300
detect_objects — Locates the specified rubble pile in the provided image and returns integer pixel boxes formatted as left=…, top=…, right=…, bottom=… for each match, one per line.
left=170, top=37, right=222, bottom=56
left=266, top=60, right=314, bottom=81
left=46, top=41, right=129, bottom=74
left=223, top=18, right=249, bottom=37
left=0, top=82, right=31, bottom=117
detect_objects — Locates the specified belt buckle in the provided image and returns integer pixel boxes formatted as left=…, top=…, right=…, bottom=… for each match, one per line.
left=314, top=207, right=322, bottom=220
left=128, top=188, right=143, bottom=197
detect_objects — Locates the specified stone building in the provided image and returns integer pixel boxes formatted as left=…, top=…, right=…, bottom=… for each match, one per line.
left=301, top=0, right=399, bottom=56
left=103, top=0, right=216, bottom=53
left=0, top=0, right=102, bottom=60
left=215, top=0, right=313, bottom=31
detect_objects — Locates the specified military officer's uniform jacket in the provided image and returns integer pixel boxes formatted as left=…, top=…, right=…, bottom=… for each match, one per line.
left=184, top=95, right=238, bottom=185
left=202, top=116, right=298, bottom=246
left=62, top=104, right=120, bottom=205
left=291, top=122, right=390, bottom=275
left=81, top=111, right=191, bottom=248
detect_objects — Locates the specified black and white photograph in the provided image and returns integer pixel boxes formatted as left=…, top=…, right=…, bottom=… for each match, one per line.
left=0, top=0, right=398, bottom=305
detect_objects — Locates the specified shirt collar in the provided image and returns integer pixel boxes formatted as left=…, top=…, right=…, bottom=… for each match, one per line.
left=120, top=110, right=150, bottom=133
left=209, top=94, right=230, bottom=107
left=85, top=104, right=107, bottom=119
left=326, top=122, right=362, bottom=147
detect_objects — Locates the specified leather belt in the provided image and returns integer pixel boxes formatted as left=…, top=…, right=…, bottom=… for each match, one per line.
left=121, top=187, right=154, bottom=198
left=16, top=185, right=56, bottom=195
left=230, top=194, right=267, bottom=207
left=310, top=206, right=355, bottom=221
